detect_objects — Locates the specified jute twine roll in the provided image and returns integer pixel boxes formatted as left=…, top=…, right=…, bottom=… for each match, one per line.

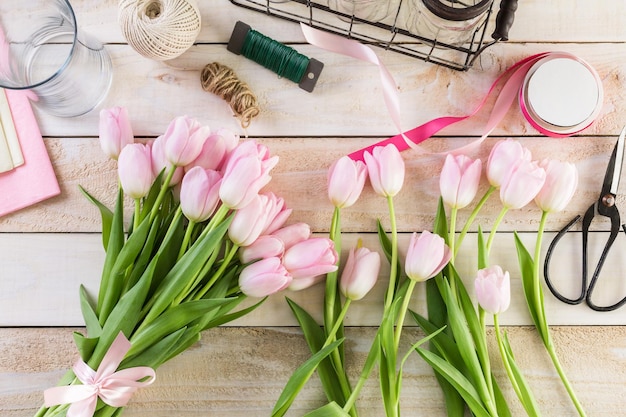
left=201, top=62, right=260, bottom=129
left=118, top=0, right=201, bottom=61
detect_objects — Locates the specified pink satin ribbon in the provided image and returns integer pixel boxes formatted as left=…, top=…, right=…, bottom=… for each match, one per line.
left=44, top=332, right=156, bottom=417
left=299, top=24, right=601, bottom=161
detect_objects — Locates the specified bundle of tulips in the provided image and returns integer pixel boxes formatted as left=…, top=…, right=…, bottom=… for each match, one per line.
left=273, top=140, right=585, bottom=417
left=36, top=107, right=339, bottom=417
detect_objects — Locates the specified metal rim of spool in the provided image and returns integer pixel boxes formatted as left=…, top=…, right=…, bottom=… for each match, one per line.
left=421, top=0, right=493, bottom=21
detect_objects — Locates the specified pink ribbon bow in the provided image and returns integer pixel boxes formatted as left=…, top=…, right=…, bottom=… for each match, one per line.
left=44, top=332, right=156, bottom=417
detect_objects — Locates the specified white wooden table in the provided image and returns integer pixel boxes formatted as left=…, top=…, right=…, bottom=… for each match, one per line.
left=2, top=0, right=626, bottom=415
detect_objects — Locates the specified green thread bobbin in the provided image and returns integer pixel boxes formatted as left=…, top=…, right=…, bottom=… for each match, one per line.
left=227, top=21, right=324, bottom=92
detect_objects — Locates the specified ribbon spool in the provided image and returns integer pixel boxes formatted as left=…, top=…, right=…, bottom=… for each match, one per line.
left=118, top=0, right=201, bottom=61
left=520, top=53, right=603, bottom=137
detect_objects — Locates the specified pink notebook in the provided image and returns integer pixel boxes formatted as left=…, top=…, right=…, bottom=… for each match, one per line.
left=0, top=89, right=60, bottom=216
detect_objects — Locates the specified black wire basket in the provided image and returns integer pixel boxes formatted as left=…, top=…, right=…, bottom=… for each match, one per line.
left=228, top=0, right=517, bottom=71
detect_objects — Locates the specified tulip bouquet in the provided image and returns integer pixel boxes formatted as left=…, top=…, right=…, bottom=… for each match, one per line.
left=415, top=139, right=585, bottom=417
left=36, top=107, right=339, bottom=417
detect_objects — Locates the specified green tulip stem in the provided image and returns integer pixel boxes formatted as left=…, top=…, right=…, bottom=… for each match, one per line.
left=178, top=220, right=196, bottom=261
left=486, top=206, right=508, bottom=256
left=133, top=198, right=141, bottom=231
left=394, top=279, right=417, bottom=351
left=149, top=165, right=176, bottom=223
left=534, top=211, right=586, bottom=417
left=455, top=186, right=496, bottom=257
left=384, top=196, right=399, bottom=312
left=194, top=243, right=239, bottom=300
left=478, top=306, right=495, bottom=402
left=324, top=207, right=342, bottom=337
left=449, top=207, right=458, bottom=265
left=493, top=314, right=522, bottom=403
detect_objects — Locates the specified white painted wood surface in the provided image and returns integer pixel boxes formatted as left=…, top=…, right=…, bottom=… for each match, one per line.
left=2, top=0, right=626, bottom=415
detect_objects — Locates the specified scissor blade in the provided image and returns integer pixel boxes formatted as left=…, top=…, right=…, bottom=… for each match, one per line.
left=605, top=126, right=626, bottom=196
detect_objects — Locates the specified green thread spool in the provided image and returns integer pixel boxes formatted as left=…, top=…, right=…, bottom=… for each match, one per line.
left=227, top=21, right=324, bottom=92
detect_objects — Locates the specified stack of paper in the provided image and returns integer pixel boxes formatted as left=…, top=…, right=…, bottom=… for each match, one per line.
left=0, top=89, right=60, bottom=217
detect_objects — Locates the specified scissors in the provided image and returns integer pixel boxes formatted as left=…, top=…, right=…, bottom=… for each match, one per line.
left=544, top=126, right=626, bottom=312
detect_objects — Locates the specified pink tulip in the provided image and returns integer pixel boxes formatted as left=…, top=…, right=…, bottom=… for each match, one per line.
left=219, top=140, right=279, bottom=209
left=239, top=257, right=292, bottom=297
left=228, top=194, right=271, bottom=247
left=339, top=246, right=381, bottom=301
left=282, top=237, right=339, bottom=279
left=474, top=265, right=511, bottom=315
left=486, top=139, right=532, bottom=188
left=179, top=167, right=222, bottom=223
left=363, top=144, right=405, bottom=197
left=261, top=192, right=293, bottom=236
left=118, top=143, right=155, bottom=199
left=405, top=231, right=451, bottom=282
left=439, top=154, right=483, bottom=209
left=186, top=128, right=239, bottom=172
left=288, top=275, right=326, bottom=291
left=499, top=159, right=546, bottom=209
left=271, top=222, right=311, bottom=250
left=151, top=135, right=184, bottom=186
left=99, top=107, right=134, bottom=159
left=162, top=116, right=210, bottom=167
left=239, top=235, right=285, bottom=264
left=327, top=156, right=367, bottom=208
left=534, top=159, right=578, bottom=213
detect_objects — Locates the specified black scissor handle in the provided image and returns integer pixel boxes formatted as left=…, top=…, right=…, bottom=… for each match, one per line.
left=544, top=212, right=588, bottom=305
left=585, top=207, right=626, bottom=312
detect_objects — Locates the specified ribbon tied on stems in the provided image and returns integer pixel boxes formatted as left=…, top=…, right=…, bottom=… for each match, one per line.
left=44, top=332, right=156, bottom=417
left=299, top=24, right=603, bottom=160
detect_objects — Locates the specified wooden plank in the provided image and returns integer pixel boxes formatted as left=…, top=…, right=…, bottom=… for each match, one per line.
left=2, top=326, right=625, bottom=416
left=2, top=231, right=625, bottom=327
left=33, top=42, right=625, bottom=138
left=0, top=135, right=620, bottom=233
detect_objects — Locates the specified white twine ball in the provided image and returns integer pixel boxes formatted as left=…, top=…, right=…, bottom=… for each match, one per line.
left=118, top=0, right=201, bottom=61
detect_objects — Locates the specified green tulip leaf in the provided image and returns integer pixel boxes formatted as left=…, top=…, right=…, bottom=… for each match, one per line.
left=286, top=298, right=347, bottom=407
left=121, top=327, right=186, bottom=370
left=501, top=332, right=541, bottom=417
left=79, top=185, right=113, bottom=250
left=79, top=285, right=102, bottom=338
left=73, top=332, right=99, bottom=362
left=271, top=339, right=345, bottom=417
left=513, top=232, right=549, bottom=345
left=417, top=347, right=491, bottom=417
left=303, top=402, right=351, bottom=417
left=128, top=298, right=233, bottom=358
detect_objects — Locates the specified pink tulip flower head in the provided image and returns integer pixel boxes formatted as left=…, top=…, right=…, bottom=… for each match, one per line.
left=283, top=238, right=339, bottom=290
left=186, top=128, right=239, bottom=172
left=364, top=144, right=405, bottom=198
left=99, top=107, right=134, bottom=160
left=239, top=235, right=285, bottom=264
left=474, top=265, right=511, bottom=315
left=118, top=143, right=155, bottom=199
left=499, top=159, right=546, bottom=209
left=261, top=192, right=293, bottom=236
left=179, top=167, right=222, bottom=223
left=340, top=246, right=381, bottom=301
left=239, top=257, right=292, bottom=298
left=219, top=140, right=279, bottom=209
left=486, top=139, right=532, bottom=188
left=534, top=159, right=578, bottom=213
left=271, top=222, right=311, bottom=250
left=150, top=135, right=184, bottom=186
left=162, top=116, right=210, bottom=167
left=228, top=194, right=272, bottom=247
left=439, top=153, right=483, bottom=209
left=405, top=231, right=451, bottom=282
left=327, top=156, right=367, bottom=208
